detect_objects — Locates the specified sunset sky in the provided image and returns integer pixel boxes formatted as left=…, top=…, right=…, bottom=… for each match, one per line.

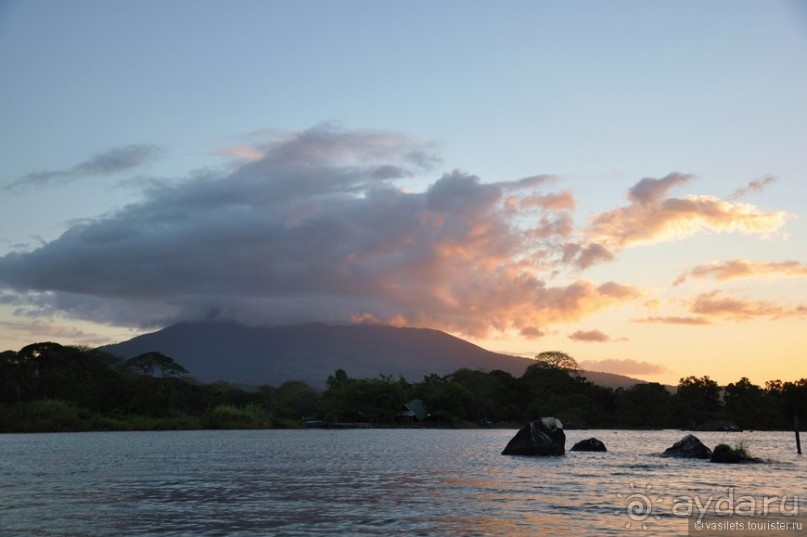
left=1, top=1, right=806, bottom=386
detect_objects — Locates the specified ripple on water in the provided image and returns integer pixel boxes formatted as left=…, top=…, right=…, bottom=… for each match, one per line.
left=0, top=429, right=804, bottom=536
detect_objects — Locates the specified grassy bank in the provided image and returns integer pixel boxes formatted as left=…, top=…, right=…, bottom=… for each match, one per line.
left=0, top=400, right=303, bottom=433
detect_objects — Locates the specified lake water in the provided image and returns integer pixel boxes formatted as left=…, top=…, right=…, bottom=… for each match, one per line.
left=0, top=429, right=804, bottom=536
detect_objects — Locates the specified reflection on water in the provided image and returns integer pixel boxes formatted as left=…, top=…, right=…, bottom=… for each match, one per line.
left=0, top=429, right=804, bottom=536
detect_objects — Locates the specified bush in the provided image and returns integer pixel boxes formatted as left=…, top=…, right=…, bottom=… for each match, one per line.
left=203, top=404, right=270, bottom=429
left=0, top=399, right=90, bottom=432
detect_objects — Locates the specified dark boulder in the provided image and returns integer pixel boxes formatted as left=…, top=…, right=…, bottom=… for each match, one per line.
left=661, top=434, right=712, bottom=459
left=570, top=437, right=607, bottom=452
left=502, top=417, right=565, bottom=456
left=710, top=444, right=763, bottom=464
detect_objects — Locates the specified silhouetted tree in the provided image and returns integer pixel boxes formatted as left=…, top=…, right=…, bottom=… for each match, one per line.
left=327, top=369, right=350, bottom=390
left=533, top=351, right=579, bottom=374
left=672, top=375, right=721, bottom=427
left=2, top=339, right=804, bottom=432
left=780, top=379, right=807, bottom=423
left=615, top=383, right=672, bottom=428
left=124, top=352, right=189, bottom=378
left=274, top=380, right=320, bottom=419
left=0, top=350, right=30, bottom=403
left=725, top=377, right=769, bottom=429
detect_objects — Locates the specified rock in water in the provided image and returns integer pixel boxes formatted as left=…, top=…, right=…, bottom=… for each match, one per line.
left=661, top=434, right=712, bottom=459
left=570, top=438, right=607, bottom=452
left=501, top=417, right=565, bottom=456
left=710, top=444, right=763, bottom=464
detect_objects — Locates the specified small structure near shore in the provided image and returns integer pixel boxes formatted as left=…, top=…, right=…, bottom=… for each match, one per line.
left=570, top=438, right=607, bottom=452
left=696, top=421, right=742, bottom=432
left=399, top=399, right=428, bottom=422
left=501, top=417, right=565, bottom=456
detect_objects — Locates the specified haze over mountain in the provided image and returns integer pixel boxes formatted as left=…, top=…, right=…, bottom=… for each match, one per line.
left=101, top=321, right=645, bottom=389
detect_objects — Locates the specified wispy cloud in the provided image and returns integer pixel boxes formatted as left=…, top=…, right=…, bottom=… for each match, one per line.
left=690, top=291, right=807, bottom=321
left=633, top=316, right=712, bottom=326
left=5, top=144, right=161, bottom=191
left=517, top=191, right=575, bottom=211
left=565, top=173, right=788, bottom=270
left=0, top=320, right=113, bottom=346
left=556, top=174, right=788, bottom=271
left=673, top=259, right=807, bottom=286
left=217, top=145, right=266, bottom=160
left=728, top=175, right=777, bottom=201
left=578, top=358, right=668, bottom=376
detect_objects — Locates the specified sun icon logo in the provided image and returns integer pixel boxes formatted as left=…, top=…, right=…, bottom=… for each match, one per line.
left=614, top=483, right=664, bottom=530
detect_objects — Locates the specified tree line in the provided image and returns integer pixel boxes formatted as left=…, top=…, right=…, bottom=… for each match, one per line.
left=0, top=344, right=804, bottom=432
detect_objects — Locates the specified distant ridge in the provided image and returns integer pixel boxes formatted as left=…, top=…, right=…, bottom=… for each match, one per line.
left=100, top=321, right=648, bottom=389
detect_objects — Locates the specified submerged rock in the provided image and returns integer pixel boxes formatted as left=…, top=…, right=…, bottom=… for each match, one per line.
left=661, top=434, right=712, bottom=459
left=570, top=438, right=607, bottom=452
left=710, top=444, right=764, bottom=464
left=501, top=417, right=565, bottom=456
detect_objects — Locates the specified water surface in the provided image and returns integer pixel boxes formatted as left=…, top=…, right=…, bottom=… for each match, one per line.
left=0, top=429, right=804, bottom=535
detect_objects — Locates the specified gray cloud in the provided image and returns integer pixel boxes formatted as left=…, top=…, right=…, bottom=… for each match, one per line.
left=5, top=144, right=161, bottom=191
left=562, top=242, right=615, bottom=270
left=628, top=173, right=692, bottom=204
left=568, top=329, right=611, bottom=342
left=519, top=326, right=546, bottom=338
left=728, top=175, right=776, bottom=201
left=0, top=126, right=641, bottom=335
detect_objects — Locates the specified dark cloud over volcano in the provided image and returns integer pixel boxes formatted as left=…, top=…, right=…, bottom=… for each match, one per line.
left=1, top=126, right=784, bottom=337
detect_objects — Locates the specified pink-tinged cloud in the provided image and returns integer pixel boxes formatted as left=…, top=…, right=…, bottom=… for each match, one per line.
left=0, top=126, right=639, bottom=338
left=578, top=358, right=668, bottom=376
left=520, top=191, right=576, bottom=211
left=357, top=278, right=641, bottom=337
left=520, top=326, right=546, bottom=338
left=673, top=259, right=807, bottom=286
left=596, top=281, right=639, bottom=298
left=569, top=329, right=611, bottom=342
left=585, top=173, right=787, bottom=251
left=690, top=291, right=807, bottom=321
left=526, top=214, right=575, bottom=239
left=3, top=126, right=790, bottom=339
left=0, top=321, right=113, bottom=346
left=633, top=316, right=712, bottom=325
left=218, top=145, right=266, bottom=160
